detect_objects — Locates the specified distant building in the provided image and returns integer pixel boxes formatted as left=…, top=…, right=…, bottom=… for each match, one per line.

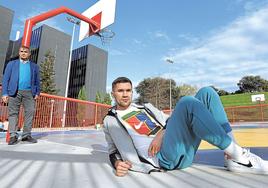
left=0, top=5, right=14, bottom=81
left=5, top=25, right=71, bottom=96
left=2, top=21, right=108, bottom=101
left=69, top=44, right=108, bottom=101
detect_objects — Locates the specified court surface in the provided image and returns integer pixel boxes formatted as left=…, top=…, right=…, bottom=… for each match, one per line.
left=0, top=123, right=267, bottom=188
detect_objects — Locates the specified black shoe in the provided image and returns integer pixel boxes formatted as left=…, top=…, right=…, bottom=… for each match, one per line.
left=21, top=135, right=37, bottom=143
left=8, top=136, right=18, bottom=145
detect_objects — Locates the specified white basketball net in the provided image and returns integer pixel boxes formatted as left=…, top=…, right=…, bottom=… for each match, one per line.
left=96, top=29, right=115, bottom=46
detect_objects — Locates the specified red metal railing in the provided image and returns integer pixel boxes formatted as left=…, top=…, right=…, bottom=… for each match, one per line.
left=163, top=104, right=268, bottom=123
left=1, top=91, right=267, bottom=130
left=225, top=104, right=268, bottom=122
left=0, top=93, right=111, bottom=130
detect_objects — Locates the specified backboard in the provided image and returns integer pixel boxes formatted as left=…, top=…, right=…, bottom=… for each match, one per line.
left=79, top=0, right=116, bottom=42
left=251, top=94, right=265, bottom=102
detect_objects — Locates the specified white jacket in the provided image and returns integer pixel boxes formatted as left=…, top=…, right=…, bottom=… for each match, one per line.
left=103, top=103, right=169, bottom=173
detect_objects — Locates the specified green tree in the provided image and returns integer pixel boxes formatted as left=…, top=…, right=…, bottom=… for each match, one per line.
left=78, top=86, right=87, bottom=100
left=177, top=84, right=198, bottom=97
left=77, top=86, right=87, bottom=127
left=95, top=91, right=102, bottom=103
left=210, top=85, right=229, bottom=96
left=135, top=77, right=178, bottom=110
left=237, top=75, right=268, bottom=93
left=40, top=50, right=58, bottom=94
left=95, top=91, right=112, bottom=105
left=103, top=93, right=112, bottom=105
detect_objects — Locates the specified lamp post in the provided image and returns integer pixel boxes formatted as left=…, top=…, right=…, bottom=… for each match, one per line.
left=62, top=17, right=80, bottom=127
left=166, top=59, right=174, bottom=111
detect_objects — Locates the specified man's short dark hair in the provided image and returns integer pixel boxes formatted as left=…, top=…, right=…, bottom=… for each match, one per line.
left=19, top=46, right=31, bottom=54
left=112, top=77, right=132, bottom=91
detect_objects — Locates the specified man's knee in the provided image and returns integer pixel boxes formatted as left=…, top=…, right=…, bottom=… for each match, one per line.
left=198, top=86, right=214, bottom=93
left=24, top=104, right=35, bottom=114
left=176, top=96, right=199, bottom=107
left=196, top=86, right=218, bottom=97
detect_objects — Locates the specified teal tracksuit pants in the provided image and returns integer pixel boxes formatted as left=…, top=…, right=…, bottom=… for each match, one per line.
left=157, top=87, right=232, bottom=170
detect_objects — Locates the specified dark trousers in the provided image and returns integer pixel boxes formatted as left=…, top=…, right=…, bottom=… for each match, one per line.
left=8, top=90, right=35, bottom=138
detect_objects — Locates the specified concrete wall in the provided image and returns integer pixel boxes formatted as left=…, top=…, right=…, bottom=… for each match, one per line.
left=38, top=25, right=71, bottom=96
left=85, top=45, right=108, bottom=101
left=0, top=6, right=13, bottom=82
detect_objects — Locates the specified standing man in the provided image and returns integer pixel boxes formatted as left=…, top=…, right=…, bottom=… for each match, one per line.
left=103, top=77, right=268, bottom=177
left=2, top=46, right=40, bottom=145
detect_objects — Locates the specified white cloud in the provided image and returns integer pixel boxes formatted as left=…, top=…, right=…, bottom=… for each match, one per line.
left=109, top=49, right=125, bottom=56
left=18, top=7, right=64, bottom=32
left=243, top=0, right=268, bottom=12
left=131, top=38, right=147, bottom=48
left=132, top=39, right=142, bottom=44
left=178, top=34, right=200, bottom=44
left=165, top=5, right=268, bottom=92
left=149, top=30, right=170, bottom=41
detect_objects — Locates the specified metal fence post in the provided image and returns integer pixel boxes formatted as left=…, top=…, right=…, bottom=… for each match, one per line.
left=232, top=108, right=235, bottom=123
left=260, top=103, right=264, bottom=121
left=94, top=104, right=98, bottom=125
left=49, top=99, right=55, bottom=128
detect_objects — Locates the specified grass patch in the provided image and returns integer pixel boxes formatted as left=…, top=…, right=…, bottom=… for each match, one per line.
left=220, top=92, right=268, bottom=107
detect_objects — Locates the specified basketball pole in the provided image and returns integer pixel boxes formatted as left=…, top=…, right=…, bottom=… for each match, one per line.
left=62, top=17, right=80, bottom=128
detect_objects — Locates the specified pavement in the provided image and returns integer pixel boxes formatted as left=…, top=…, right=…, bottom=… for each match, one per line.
left=0, top=125, right=268, bottom=188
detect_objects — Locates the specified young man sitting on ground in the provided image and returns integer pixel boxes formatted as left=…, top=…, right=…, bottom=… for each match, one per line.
left=103, top=77, right=268, bottom=176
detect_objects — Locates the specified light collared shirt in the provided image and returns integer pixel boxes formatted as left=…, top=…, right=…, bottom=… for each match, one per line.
left=20, top=59, right=29, bottom=64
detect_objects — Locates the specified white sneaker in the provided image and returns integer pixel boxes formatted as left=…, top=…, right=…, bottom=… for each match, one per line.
left=224, top=158, right=227, bottom=168
left=226, top=149, right=268, bottom=175
left=224, top=153, right=231, bottom=167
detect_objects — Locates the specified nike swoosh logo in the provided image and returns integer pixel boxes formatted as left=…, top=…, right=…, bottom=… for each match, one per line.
left=232, top=160, right=253, bottom=168
left=134, top=121, right=145, bottom=129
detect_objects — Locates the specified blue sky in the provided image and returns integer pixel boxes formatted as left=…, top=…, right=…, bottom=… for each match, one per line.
left=1, top=0, right=268, bottom=94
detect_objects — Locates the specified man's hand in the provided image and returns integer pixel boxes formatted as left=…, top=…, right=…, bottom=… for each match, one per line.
left=115, top=160, right=132, bottom=177
left=2, top=96, right=9, bottom=103
left=148, top=129, right=165, bottom=157
left=34, top=95, right=39, bottom=100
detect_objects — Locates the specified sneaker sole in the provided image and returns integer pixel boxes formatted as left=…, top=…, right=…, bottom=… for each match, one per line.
left=8, top=141, right=19, bottom=145
left=21, top=141, right=37, bottom=144
left=227, top=166, right=268, bottom=175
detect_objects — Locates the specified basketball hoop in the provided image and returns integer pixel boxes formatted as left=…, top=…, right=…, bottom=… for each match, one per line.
left=95, top=28, right=115, bottom=46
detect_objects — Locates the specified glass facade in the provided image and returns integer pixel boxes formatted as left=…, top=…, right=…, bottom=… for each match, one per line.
left=5, top=26, right=42, bottom=64
left=30, top=26, right=42, bottom=49
left=29, top=26, right=42, bottom=63
left=68, top=45, right=88, bottom=98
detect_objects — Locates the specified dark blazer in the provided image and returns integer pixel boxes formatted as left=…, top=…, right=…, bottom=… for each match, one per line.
left=2, top=59, right=40, bottom=97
